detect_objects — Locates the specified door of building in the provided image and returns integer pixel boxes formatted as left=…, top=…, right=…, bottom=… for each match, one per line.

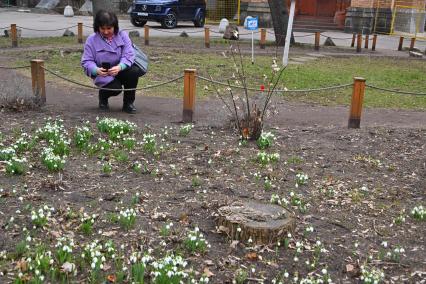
left=297, top=0, right=339, bottom=17
left=298, top=0, right=317, bottom=16
left=317, top=0, right=336, bottom=16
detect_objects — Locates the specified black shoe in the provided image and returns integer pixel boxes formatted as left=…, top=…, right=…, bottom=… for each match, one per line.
left=99, top=101, right=109, bottom=110
left=122, top=103, right=136, bottom=114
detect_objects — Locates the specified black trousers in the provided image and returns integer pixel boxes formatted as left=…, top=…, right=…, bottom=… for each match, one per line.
left=99, top=65, right=143, bottom=105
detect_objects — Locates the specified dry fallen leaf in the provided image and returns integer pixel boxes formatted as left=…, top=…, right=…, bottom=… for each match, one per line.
left=203, top=267, right=214, bottom=277
left=107, top=274, right=116, bottom=282
left=346, top=264, right=354, bottom=273
left=102, top=230, right=117, bottom=237
left=229, top=240, right=239, bottom=249
left=16, top=259, right=28, bottom=272
left=245, top=252, right=258, bottom=261
left=61, top=262, right=75, bottom=273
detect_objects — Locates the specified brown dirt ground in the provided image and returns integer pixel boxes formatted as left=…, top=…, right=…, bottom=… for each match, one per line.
left=0, top=46, right=425, bottom=284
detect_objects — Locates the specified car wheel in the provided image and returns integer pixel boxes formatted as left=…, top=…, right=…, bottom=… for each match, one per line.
left=162, top=11, right=177, bottom=29
left=194, top=11, right=205, bottom=27
left=131, top=18, right=147, bottom=27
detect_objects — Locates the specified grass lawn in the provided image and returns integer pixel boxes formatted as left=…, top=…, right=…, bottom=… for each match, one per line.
left=3, top=36, right=426, bottom=109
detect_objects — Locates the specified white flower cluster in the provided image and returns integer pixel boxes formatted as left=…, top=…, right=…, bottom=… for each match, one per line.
left=31, top=205, right=54, bottom=227
left=55, top=236, right=74, bottom=254
left=0, top=147, right=16, bottom=160
left=185, top=227, right=211, bottom=253
left=74, top=125, right=93, bottom=147
left=118, top=208, right=137, bottom=221
left=129, top=251, right=152, bottom=264
left=360, top=266, right=385, bottom=284
left=96, top=117, right=136, bottom=140
left=179, top=124, right=194, bottom=136
left=270, top=193, right=290, bottom=207
left=42, top=147, right=66, bottom=171
left=411, top=205, right=425, bottom=220
left=36, top=119, right=69, bottom=145
left=82, top=240, right=106, bottom=270
left=150, top=254, right=188, bottom=281
left=14, top=133, right=32, bottom=151
left=5, top=156, right=27, bottom=174
left=80, top=212, right=96, bottom=225
left=257, top=131, right=276, bottom=149
left=18, top=250, right=54, bottom=282
left=142, top=133, right=156, bottom=145
left=257, top=152, right=280, bottom=165
left=295, top=173, right=309, bottom=187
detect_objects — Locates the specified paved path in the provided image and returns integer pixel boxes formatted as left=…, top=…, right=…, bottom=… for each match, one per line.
left=1, top=8, right=426, bottom=52
left=1, top=58, right=425, bottom=129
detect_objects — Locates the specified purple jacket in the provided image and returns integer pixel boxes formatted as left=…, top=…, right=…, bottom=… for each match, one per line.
left=81, top=30, right=135, bottom=87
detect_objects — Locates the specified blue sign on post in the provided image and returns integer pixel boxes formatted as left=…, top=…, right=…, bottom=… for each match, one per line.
left=246, top=17, right=258, bottom=31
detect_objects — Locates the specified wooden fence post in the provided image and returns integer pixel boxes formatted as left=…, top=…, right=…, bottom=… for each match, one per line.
left=77, top=22, right=83, bottom=44
left=183, top=69, right=196, bottom=123
left=144, top=25, right=149, bottom=46
left=204, top=27, right=210, bottom=48
left=31, top=59, right=46, bottom=105
left=351, top=33, right=356, bottom=47
left=11, top=24, right=18, bottom=48
left=409, top=37, right=416, bottom=51
left=356, top=33, right=362, bottom=52
left=260, top=28, right=266, bottom=49
left=364, top=34, right=369, bottom=49
left=372, top=34, right=377, bottom=51
left=398, top=36, right=404, bottom=51
left=348, top=77, right=366, bottom=129
left=314, top=32, right=320, bottom=51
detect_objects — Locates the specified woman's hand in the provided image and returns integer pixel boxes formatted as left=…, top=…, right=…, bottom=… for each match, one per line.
left=97, top=67, right=109, bottom=77
left=108, top=65, right=121, bottom=77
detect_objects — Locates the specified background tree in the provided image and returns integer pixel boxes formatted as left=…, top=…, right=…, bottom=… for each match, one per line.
left=92, top=0, right=116, bottom=21
left=268, top=0, right=295, bottom=46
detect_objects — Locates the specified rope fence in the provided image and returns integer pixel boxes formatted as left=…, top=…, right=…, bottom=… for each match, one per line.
left=16, top=25, right=78, bottom=32
left=7, top=59, right=425, bottom=127
left=42, top=66, right=184, bottom=91
left=196, top=75, right=353, bottom=93
left=366, top=84, right=426, bottom=96
left=0, top=65, right=31, bottom=69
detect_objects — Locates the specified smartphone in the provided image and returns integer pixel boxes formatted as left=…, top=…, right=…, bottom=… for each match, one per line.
left=101, top=62, right=111, bottom=70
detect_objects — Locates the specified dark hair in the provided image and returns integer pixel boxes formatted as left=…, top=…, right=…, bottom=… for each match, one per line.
left=93, top=10, right=119, bottom=34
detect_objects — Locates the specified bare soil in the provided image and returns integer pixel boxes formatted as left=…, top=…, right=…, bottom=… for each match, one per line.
left=0, top=51, right=425, bottom=283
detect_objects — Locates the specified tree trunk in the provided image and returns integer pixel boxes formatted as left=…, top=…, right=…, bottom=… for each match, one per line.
left=268, top=0, right=295, bottom=46
left=92, top=0, right=117, bottom=21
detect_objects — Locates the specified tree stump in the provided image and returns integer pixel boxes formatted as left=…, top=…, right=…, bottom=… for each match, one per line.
left=217, top=201, right=296, bottom=245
